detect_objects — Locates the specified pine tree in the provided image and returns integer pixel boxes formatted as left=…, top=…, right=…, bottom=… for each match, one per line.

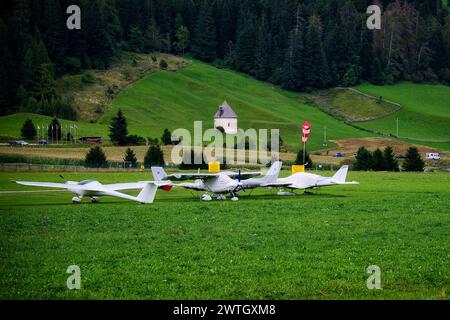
left=16, top=85, right=28, bottom=109
left=372, top=148, right=387, bottom=171
left=254, top=17, right=273, bottom=81
left=129, top=26, right=145, bottom=53
left=109, top=109, right=129, bottom=146
left=403, top=147, right=425, bottom=172
left=294, top=149, right=313, bottom=168
left=47, top=117, right=62, bottom=143
left=85, top=146, right=108, bottom=168
left=161, top=128, right=172, bottom=145
left=175, top=26, right=190, bottom=54
left=41, top=0, right=66, bottom=69
left=144, top=19, right=162, bottom=53
left=144, top=144, right=165, bottom=167
left=191, top=1, right=217, bottom=62
left=124, top=147, right=137, bottom=165
left=21, top=48, right=35, bottom=90
left=304, top=15, right=330, bottom=89
left=354, top=147, right=373, bottom=171
left=85, top=1, right=113, bottom=69
left=21, top=118, right=37, bottom=140
left=282, top=7, right=305, bottom=91
left=234, top=12, right=257, bottom=73
left=383, top=146, right=399, bottom=171
left=32, top=64, right=56, bottom=102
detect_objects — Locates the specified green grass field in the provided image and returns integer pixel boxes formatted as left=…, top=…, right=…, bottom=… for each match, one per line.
left=1, top=170, right=449, bottom=299
left=355, top=83, right=450, bottom=148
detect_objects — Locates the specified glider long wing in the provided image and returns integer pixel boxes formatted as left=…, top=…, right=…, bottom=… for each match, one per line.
left=16, top=181, right=72, bottom=189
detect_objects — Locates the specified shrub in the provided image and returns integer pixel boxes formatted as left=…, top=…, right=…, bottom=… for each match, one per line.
left=127, top=134, right=147, bottom=146
left=403, top=147, right=424, bottom=172
left=161, top=128, right=172, bottom=145
left=384, top=146, right=399, bottom=172
left=294, top=149, right=313, bottom=168
left=85, top=146, right=107, bottom=168
left=372, top=148, right=387, bottom=171
left=64, top=56, right=82, bottom=73
left=21, top=118, right=37, bottom=140
left=81, top=71, right=96, bottom=84
left=144, top=144, right=165, bottom=167
left=122, top=66, right=135, bottom=81
left=159, top=59, right=168, bottom=70
left=354, top=147, right=373, bottom=171
left=124, top=147, right=137, bottom=165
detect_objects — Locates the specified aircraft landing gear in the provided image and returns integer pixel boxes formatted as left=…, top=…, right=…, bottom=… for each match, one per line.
left=212, top=194, right=226, bottom=200
left=277, top=188, right=295, bottom=196
left=201, top=194, right=212, bottom=201
left=91, top=197, right=101, bottom=203
left=72, top=196, right=82, bottom=203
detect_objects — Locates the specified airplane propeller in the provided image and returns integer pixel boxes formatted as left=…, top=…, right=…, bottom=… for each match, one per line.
left=232, top=169, right=246, bottom=195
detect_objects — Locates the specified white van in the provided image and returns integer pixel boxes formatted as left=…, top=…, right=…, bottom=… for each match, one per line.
left=426, top=153, right=440, bottom=160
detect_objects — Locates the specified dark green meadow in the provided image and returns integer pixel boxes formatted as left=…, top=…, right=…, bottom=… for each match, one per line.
left=0, top=171, right=449, bottom=299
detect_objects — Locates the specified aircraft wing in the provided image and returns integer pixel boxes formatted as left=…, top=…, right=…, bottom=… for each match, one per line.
left=16, top=181, right=107, bottom=192
left=264, top=181, right=313, bottom=189
left=104, top=181, right=170, bottom=191
left=223, top=171, right=262, bottom=179
left=16, top=181, right=71, bottom=189
left=263, top=182, right=295, bottom=188
left=165, top=173, right=220, bottom=181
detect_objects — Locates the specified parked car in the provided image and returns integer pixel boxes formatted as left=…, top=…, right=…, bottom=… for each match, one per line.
left=38, top=139, right=48, bottom=145
left=334, top=153, right=344, bottom=158
left=426, top=153, right=440, bottom=160
left=9, top=140, right=29, bottom=146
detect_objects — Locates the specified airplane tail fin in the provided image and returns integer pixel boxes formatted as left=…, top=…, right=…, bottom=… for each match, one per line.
left=137, top=182, right=158, bottom=204
left=264, top=161, right=282, bottom=183
left=332, top=165, right=349, bottom=183
left=151, top=167, right=167, bottom=181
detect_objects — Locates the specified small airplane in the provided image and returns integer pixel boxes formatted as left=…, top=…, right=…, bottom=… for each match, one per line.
left=267, top=165, right=358, bottom=194
left=151, top=166, right=266, bottom=201
left=15, top=176, right=171, bottom=204
left=238, top=161, right=282, bottom=190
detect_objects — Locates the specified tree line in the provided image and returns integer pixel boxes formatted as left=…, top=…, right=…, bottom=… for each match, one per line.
left=354, top=146, right=425, bottom=171
left=1, top=0, right=449, bottom=119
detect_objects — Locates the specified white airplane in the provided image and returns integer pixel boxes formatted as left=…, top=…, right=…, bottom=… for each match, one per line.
left=15, top=178, right=170, bottom=204
left=237, top=161, right=282, bottom=190
left=151, top=166, right=266, bottom=201
left=267, top=165, right=358, bottom=194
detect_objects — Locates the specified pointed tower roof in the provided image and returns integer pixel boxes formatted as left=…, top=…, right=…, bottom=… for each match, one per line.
left=214, top=101, right=237, bottom=119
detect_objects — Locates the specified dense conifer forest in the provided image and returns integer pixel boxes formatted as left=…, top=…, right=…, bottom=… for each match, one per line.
left=1, top=0, right=449, bottom=119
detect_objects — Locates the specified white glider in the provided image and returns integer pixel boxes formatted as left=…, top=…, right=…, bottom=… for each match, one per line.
left=267, top=165, right=359, bottom=192
left=15, top=179, right=170, bottom=204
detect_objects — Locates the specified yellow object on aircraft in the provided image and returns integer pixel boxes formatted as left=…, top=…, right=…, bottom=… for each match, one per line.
left=291, top=165, right=305, bottom=174
left=208, top=161, right=221, bottom=173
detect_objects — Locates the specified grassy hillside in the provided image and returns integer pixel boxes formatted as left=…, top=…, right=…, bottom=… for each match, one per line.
left=55, top=52, right=190, bottom=122
left=1, top=170, right=449, bottom=299
left=101, top=60, right=372, bottom=150
left=306, top=88, right=400, bottom=122
left=2, top=62, right=448, bottom=153
left=354, top=83, right=450, bottom=148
